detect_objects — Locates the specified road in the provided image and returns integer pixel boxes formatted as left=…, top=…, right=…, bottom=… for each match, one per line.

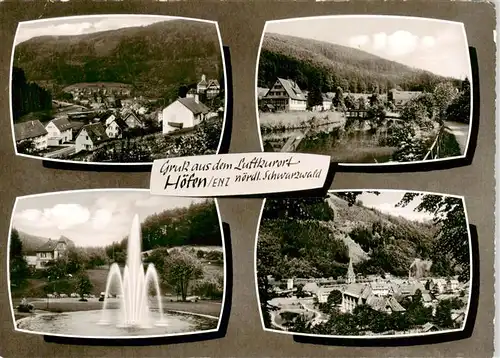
left=43, top=144, right=76, bottom=159
left=443, top=120, right=470, bottom=154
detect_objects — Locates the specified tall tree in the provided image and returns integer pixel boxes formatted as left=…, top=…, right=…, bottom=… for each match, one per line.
left=10, top=229, right=30, bottom=289
left=162, top=250, right=204, bottom=300
left=396, top=193, right=470, bottom=281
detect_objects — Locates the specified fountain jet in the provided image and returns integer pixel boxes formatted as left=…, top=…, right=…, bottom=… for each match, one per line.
left=99, top=214, right=167, bottom=328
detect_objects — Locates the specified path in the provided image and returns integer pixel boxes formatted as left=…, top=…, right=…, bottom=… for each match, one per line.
left=44, top=144, right=75, bottom=159
left=443, top=120, right=470, bottom=154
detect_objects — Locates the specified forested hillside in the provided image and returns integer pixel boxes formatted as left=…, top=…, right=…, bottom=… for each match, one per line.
left=105, top=199, right=223, bottom=263
left=257, top=194, right=446, bottom=281
left=258, top=33, right=460, bottom=94
left=13, top=20, right=224, bottom=99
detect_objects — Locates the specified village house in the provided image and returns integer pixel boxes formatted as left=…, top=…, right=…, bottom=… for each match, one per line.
left=106, top=117, right=128, bottom=139
left=197, top=74, right=221, bottom=99
left=45, top=117, right=73, bottom=146
left=447, top=278, right=460, bottom=292
left=123, top=112, right=143, bottom=128
left=104, top=114, right=117, bottom=127
left=429, top=278, right=449, bottom=294
left=388, top=89, right=422, bottom=108
left=322, top=94, right=333, bottom=111
left=14, top=120, right=48, bottom=151
left=75, top=123, right=110, bottom=153
left=261, top=78, right=307, bottom=112
left=161, top=95, right=210, bottom=134
left=34, top=236, right=74, bottom=269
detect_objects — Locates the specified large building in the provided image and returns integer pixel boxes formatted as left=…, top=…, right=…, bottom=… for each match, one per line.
left=34, top=236, right=74, bottom=269
left=261, top=78, right=307, bottom=111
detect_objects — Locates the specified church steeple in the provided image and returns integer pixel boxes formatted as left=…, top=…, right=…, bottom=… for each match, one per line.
left=347, top=257, right=356, bottom=284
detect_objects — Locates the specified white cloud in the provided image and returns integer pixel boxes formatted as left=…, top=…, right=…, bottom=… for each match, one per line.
left=421, top=35, right=436, bottom=48
left=15, top=204, right=90, bottom=230
left=372, top=32, right=387, bottom=50
left=348, top=35, right=370, bottom=48
left=91, top=209, right=113, bottom=230
left=15, top=17, right=169, bottom=45
left=384, top=30, right=419, bottom=57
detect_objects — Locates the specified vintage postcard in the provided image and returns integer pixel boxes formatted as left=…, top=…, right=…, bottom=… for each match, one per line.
left=10, top=15, right=227, bottom=165
left=256, top=16, right=472, bottom=166
left=8, top=189, right=227, bottom=339
left=256, top=190, right=472, bottom=338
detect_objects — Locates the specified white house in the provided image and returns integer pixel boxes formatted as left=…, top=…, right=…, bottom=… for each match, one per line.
left=104, top=114, right=117, bottom=127
left=162, top=96, right=210, bottom=134
left=106, top=117, right=128, bottom=139
left=286, top=278, right=294, bottom=290
left=261, top=77, right=307, bottom=111
left=322, top=94, right=333, bottom=111
left=35, top=236, right=74, bottom=269
left=14, top=120, right=48, bottom=151
left=123, top=112, right=143, bottom=128
left=447, top=278, right=460, bottom=292
left=75, top=123, right=110, bottom=153
left=45, top=117, right=73, bottom=145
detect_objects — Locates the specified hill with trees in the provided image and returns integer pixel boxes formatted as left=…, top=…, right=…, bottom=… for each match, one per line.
left=105, top=199, right=222, bottom=264
left=257, top=193, right=455, bottom=282
left=258, top=33, right=461, bottom=94
left=16, top=231, right=50, bottom=255
left=13, top=20, right=224, bottom=100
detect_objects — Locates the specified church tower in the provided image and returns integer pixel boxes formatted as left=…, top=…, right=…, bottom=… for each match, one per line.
left=347, top=257, right=356, bottom=284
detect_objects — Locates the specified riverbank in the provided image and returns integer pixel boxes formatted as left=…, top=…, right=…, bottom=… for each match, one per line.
left=259, top=111, right=345, bottom=133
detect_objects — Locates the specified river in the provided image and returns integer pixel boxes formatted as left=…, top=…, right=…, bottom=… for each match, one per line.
left=262, top=122, right=398, bottom=164
left=262, top=120, right=469, bottom=163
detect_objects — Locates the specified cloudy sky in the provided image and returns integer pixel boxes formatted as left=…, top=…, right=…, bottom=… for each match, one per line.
left=14, top=15, right=173, bottom=45
left=12, top=191, right=210, bottom=247
left=352, top=191, right=436, bottom=223
left=265, top=16, right=471, bottom=79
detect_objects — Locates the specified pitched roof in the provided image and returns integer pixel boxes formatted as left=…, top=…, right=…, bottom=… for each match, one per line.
left=390, top=89, right=422, bottom=101
left=303, top=282, right=319, bottom=293
left=50, top=117, right=73, bottom=132
left=78, top=123, right=109, bottom=144
left=276, top=78, right=307, bottom=101
left=344, top=283, right=370, bottom=298
left=36, top=236, right=73, bottom=253
left=257, top=87, right=269, bottom=98
left=207, top=79, right=220, bottom=88
left=108, top=117, right=128, bottom=130
left=14, top=120, right=48, bottom=141
left=123, top=112, right=142, bottom=124
left=177, top=97, right=210, bottom=115
left=367, top=296, right=406, bottom=312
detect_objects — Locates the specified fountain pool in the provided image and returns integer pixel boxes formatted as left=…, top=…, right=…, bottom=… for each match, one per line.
left=16, top=309, right=218, bottom=337
left=14, top=214, right=220, bottom=338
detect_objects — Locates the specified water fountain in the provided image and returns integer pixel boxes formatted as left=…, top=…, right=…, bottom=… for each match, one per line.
left=15, top=213, right=219, bottom=337
left=99, top=214, right=167, bottom=328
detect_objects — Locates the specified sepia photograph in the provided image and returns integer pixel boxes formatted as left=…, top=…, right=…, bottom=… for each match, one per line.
left=256, top=16, right=472, bottom=165
left=10, top=15, right=226, bottom=164
left=8, top=190, right=226, bottom=339
left=256, top=190, right=472, bottom=337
